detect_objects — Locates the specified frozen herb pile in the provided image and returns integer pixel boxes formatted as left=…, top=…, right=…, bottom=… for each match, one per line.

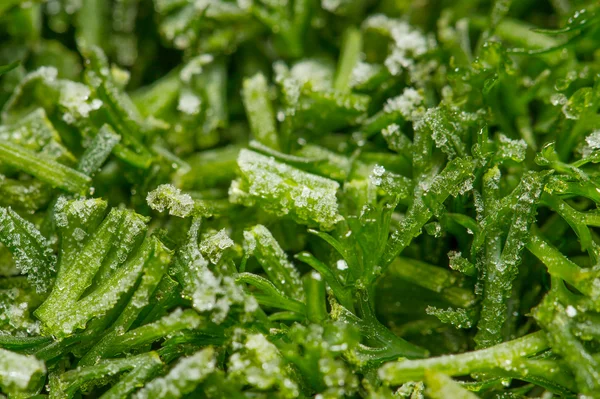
left=2, top=0, right=600, bottom=398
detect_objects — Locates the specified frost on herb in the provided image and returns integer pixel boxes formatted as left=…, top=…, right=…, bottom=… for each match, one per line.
left=133, top=348, right=216, bottom=399
left=3, top=1, right=600, bottom=398
left=383, top=87, right=424, bottom=121
left=0, top=207, right=56, bottom=294
left=147, top=184, right=194, bottom=218
left=243, top=225, right=304, bottom=301
left=230, top=149, right=342, bottom=230
left=228, top=331, right=299, bottom=398
left=171, top=219, right=253, bottom=324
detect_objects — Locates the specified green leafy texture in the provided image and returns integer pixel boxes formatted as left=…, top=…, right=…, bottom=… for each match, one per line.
left=34, top=207, right=149, bottom=337
left=98, top=308, right=202, bottom=359
left=526, top=233, right=600, bottom=301
left=53, top=197, right=108, bottom=274
left=447, top=251, right=476, bottom=277
left=174, top=144, right=240, bottom=190
left=76, top=124, right=121, bottom=176
left=0, top=207, right=56, bottom=294
left=0, top=141, right=90, bottom=194
left=252, top=0, right=311, bottom=58
left=246, top=140, right=351, bottom=183
left=387, top=257, right=476, bottom=308
left=334, top=27, right=363, bottom=92
left=236, top=272, right=305, bottom=315
left=274, top=322, right=360, bottom=397
left=78, top=237, right=172, bottom=366
left=46, top=235, right=157, bottom=338
left=378, top=331, right=575, bottom=395
left=294, top=144, right=353, bottom=181
left=242, top=73, right=280, bottom=150
left=230, top=149, right=342, bottom=230
left=0, top=176, right=53, bottom=212
left=169, top=217, right=254, bottom=323
left=361, top=88, right=425, bottom=138
left=146, top=184, right=194, bottom=218
left=534, top=294, right=600, bottom=395
left=81, top=45, right=154, bottom=169
left=50, top=352, right=160, bottom=399
left=424, top=370, right=479, bottom=399
left=0, top=277, right=44, bottom=335
left=4, top=0, right=600, bottom=397
left=98, top=354, right=163, bottom=399
left=227, top=330, right=300, bottom=397
left=243, top=224, right=304, bottom=301
left=0, top=107, right=74, bottom=163
left=0, top=348, right=46, bottom=395
left=133, top=348, right=216, bottom=399
left=426, top=306, right=477, bottom=329
left=155, top=0, right=258, bottom=54
left=303, top=271, right=327, bottom=324
left=275, top=59, right=370, bottom=135
left=474, top=171, right=548, bottom=349
left=332, top=300, right=429, bottom=366
left=381, top=156, right=475, bottom=268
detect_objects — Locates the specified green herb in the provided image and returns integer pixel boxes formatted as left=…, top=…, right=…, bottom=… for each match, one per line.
left=1, top=0, right=600, bottom=397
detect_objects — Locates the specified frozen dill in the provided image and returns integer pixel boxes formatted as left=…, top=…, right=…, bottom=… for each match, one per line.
left=1, top=0, right=600, bottom=398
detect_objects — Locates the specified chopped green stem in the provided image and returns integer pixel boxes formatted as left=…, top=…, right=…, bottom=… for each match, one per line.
left=0, top=335, right=52, bottom=352
left=132, top=348, right=215, bottom=399
left=387, top=257, right=476, bottom=308
left=303, top=272, right=327, bottom=323
left=0, top=141, right=91, bottom=194
left=77, top=124, right=121, bottom=176
left=424, top=370, right=479, bottom=399
left=378, top=331, right=549, bottom=384
left=295, top=251, right=353, bottom=310
left=102, top=308, right=202, bottom=358
left=534, top=294, right=600, bottom=395
left=242, top=73, right=279, bottom=150
left=243, top=225, right=304, bottom=301
left=527, top=233, right=598, bottom=299
left=98, top=354, right=163, bottom=399
left=236, top=272, right=306, bottom=315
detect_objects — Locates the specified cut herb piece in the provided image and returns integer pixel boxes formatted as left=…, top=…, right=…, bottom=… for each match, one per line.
left=381, top=156, right=475, bottom=269
left=242, top=73, right=279, bottom=150
left=424, top=370, right=479, bottom=399
left=34, top=207, right=149, bottom=337
left=0, top=348, right=46, bottom=395
left=0, top=142, right=90, bottom=194
left=76, top=124, right=120, bottom=176
left=169, top=217, right=253, bottom=323
left=474, top=171, right=548, bottom=348
left=0, top=207, right=56, bottom=294
left=50, top=352, right=160, bottom=399
left=2, top=0, right=600, bottom=397
left=230, top=149, right=342, bottom=230
left=132, top=348, right=216, bottom=399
